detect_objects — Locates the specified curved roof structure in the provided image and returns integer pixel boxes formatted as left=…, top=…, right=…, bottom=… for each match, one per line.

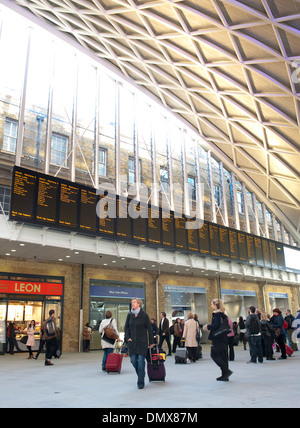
left=7, top=0, right=300, bottom=243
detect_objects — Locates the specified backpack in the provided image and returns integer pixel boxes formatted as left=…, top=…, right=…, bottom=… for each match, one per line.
left=169, top=324, right=174, bottom=335
left=248, top=315, right=260, bottom=335
left=46, top=318, right=56, bottom=337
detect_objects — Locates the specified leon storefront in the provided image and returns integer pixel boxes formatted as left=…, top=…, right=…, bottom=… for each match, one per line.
left=0, top=274, right=63, bottom=354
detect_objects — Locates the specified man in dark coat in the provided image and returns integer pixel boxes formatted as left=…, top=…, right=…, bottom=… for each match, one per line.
left=158, top=312, right=172, bottom=355
left=124, top=298, right=154, bottom=389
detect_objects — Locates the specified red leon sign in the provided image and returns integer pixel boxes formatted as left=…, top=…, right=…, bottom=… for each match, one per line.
left=0, top=280, right=63, bottom=296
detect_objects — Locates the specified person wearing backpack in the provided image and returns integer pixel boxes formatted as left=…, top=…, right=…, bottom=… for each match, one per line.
left=42, top=309, right=59, bottom=366
left=271, top=308, right=287, bottom=359
left=245, top=306, right=263, bottom=364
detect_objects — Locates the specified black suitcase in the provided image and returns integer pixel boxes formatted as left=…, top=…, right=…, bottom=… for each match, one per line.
left=175, top=347, right=187, bottom=363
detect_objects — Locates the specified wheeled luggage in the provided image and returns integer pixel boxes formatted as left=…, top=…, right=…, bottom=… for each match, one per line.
left=147, top=347, right=166, bottom=382
left=285, top=344, right=294, bottom=357
left=106, top=348, right=123, bottom=373
left=175, top=347, right=187, bottom=364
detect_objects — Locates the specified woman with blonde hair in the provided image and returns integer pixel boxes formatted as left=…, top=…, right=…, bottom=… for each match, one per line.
left=182, top=312, right=199, bottom=363
left=203, top=299, right=233, bottom=381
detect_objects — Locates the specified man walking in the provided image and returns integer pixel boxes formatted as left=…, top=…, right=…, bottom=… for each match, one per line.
left=246, top=306, right=263, bottom=364
left=158, top=312, right=172, bottom=356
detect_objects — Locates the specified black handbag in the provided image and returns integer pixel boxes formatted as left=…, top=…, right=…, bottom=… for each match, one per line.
left=20, top=335, right=28, bottom=344
left=212, top=316, right=231, bottom=338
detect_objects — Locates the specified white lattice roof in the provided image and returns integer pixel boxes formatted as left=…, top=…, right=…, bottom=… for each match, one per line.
left=8, top=0, right=300, bottom=242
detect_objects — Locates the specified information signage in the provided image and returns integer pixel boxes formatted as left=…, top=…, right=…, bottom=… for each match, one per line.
left=9, top=166, right=300, bottom=272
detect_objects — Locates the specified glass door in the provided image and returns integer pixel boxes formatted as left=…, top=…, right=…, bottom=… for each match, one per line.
left=89, top=300, right=130, bottom=350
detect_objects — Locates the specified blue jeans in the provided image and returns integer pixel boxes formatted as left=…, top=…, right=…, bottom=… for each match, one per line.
left=248, top=335, right=263, bottom=363
left=102, top=348, right=114, bottom=369
left=130, top=354, right=146, bottom=387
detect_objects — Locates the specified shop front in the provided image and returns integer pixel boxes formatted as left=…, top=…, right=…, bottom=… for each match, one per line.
left=268, top=292, right=289, bottom=314
left=89, top=279, right=145, bottom=350
left=221, top=289, right=258, bottom=321
left=0, top=274, right=64, bottom=355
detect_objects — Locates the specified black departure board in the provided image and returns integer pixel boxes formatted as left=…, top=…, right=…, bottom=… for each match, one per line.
left=209, top=224, right=220, bottom=257
left=58, top=182, right=79, bottom=230
left=117, top=197, right=132, bottom=240
left=219, top=227, right=230, bottom=258
left=132, top=202, right=148, bottom=243
left=10, top=167, right=36, bottom=221
left=162, top=211, right=175, bottom=248
left=276, top=243, right=285, bottom=269
left=238, top=232, right=248, bottom=262
left=36, top=175, right=59, bottom=226
left=175, top=216, right=187, bottom=251
left=187, top=218, right=199, bottom=253
left=148, top=206, right=161, bottom=246
left=199, top=222, right=210, bottom=255
left=79, top=188, right=98, bottom=234
left=98, top=193, right=116, bottom=236
left=246, top=235, right=256, bottom=265
left=10, top=166, right=300, bottom=272
left=229, top=230, right=238, bottom=260
left=269, top=241, right=278, bottom=268
left=262, top=238, right=271, bottom=268
left=254, top=237, right=264, bottom=266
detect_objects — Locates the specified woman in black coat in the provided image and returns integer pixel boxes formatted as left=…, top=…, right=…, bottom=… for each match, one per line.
left=203, top=298, right=233, bottom=382
left=124, top=298, right=154, bottom=389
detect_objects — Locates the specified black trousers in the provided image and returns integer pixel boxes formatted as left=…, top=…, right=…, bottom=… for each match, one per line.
left=158, top=335, right=171, bottom=354
left=211, top=339, right=229, bottom=374
left=46, top=337, right=58, bottom=360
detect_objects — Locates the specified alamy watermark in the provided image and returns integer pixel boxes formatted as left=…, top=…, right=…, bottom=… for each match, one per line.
left=96, top=176, right=205, bottom=229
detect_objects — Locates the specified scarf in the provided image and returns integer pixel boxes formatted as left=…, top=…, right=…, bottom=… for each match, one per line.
left=131, top=307, right=141, bottom=315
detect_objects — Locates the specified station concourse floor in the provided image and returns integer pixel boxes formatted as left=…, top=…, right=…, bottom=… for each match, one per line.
left=0, top=344, right=299, bottom=409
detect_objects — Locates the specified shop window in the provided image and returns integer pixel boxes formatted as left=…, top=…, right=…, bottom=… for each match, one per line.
left=3, top=118, right=18, bottom=153
left=221, top=290, right=257, bottom=321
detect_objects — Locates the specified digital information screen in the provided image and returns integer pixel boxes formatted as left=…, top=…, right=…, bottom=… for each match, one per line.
left=174, top=216, right=187, bottom=251
left=246, top=235, right=256, bottom=265
left=79, top=188, right=98, bottom=234
left=148, top=206, right=161, bottom=246
left=229, top=230, right=238, bottom=260
left=238, top=232, right=248, bottom=262
left=132, top=202, right=148, bottom=244
left=199, top=222, right=210, bottom=255
left=117, top=197, right=132, bottom=240
left=10, top=166, right=300, bottom=272
left=10, top=167, right=36, bottom=221
left=59, top=182, right=79, bottom=230
left=162, top=211, right=175, bottom=249
left=254, top=237, right=264, bottom=266
left=36, top=175, right=59, bottom=226
left=209, top=224, right=220, bottom=257
left=219, top=227, right=230, bottom=258
left=187, top=218, right=199, bottom=253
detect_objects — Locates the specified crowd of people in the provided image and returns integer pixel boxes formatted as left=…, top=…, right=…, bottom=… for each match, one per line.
left=98, top=298, right=300, bottom=388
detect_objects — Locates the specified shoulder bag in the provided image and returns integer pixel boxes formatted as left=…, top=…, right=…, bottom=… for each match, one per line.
left=104, top=319, right=119, bottom=340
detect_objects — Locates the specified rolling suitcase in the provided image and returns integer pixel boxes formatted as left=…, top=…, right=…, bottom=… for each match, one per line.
left=106, top=347, right=123, bottom=373
left=285, top=344, right=294, bottom=357
left=175, top=347, right=187, bottom=364
left=147, top=347, right=166, bottom=382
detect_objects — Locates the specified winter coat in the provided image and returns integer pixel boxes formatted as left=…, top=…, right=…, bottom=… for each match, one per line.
left=124, top=308, right=154, bottom=357
left=99, top=318, right=119, bottom=349
left=227, top=317, right=235, bottom=337
left=182, top=319, right=199, bottom=347
left=271, top=313, right=285, bottom=335
left=207, top=310, right=228, bottom=342
left=26, top=326, right=36, bottom=347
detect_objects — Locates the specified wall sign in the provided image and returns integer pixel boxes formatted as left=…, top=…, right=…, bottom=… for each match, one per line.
left=0, top=280, right=63, bottom=296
